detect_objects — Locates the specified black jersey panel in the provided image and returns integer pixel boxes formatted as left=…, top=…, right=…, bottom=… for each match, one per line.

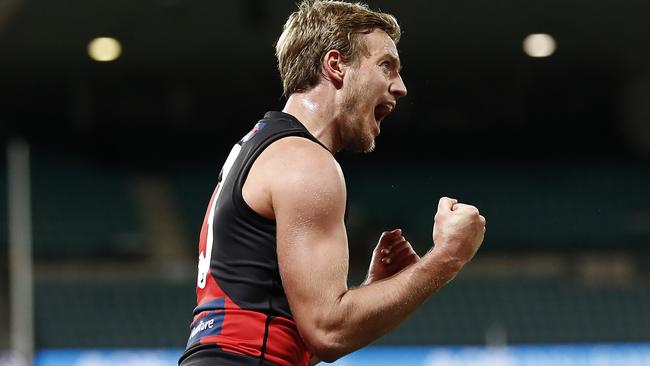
left=208, top=112, right=327, bottom=319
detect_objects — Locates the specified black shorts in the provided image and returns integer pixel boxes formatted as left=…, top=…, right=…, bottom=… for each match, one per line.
left=179, top=347, right=279, bottom=366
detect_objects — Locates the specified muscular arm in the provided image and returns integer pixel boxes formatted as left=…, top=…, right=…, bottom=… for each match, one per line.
left=263, top=138, right=472, bottom=362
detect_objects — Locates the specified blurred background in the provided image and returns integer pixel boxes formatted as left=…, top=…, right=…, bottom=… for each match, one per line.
left=1, top=0, right=649, bottom=365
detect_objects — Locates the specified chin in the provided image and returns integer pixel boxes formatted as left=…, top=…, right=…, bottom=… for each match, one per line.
left=347, top=134, right=375, bottom=153
left=340, top=116, right=377, bottom=153
left=358, top=126, right=377, bottom=153
left=362, top=140, right=376, bottom=153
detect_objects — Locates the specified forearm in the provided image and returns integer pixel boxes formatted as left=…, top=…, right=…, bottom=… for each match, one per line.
left=313, top=249, right=460, bottom=360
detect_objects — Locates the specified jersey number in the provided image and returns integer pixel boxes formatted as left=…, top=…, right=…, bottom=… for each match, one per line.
left=197, top=144, right=242, bottom=288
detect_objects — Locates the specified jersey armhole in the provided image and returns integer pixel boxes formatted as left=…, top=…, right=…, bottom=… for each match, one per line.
left=232, top=130, right=324, bottom=226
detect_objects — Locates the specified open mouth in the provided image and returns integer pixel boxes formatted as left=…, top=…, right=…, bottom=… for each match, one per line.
left=373, top=103, right=394, bottom=126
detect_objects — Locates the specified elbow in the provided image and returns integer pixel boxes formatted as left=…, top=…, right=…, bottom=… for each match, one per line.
left=305, top=333, right=346, bottom=363
left=296, top=294, right=356, bottom=362
left=301, top=327, right=348, bottom=362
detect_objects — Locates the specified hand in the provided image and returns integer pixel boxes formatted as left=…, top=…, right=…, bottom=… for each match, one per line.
left=363, top=228, right=420, bottom=285
left=432, top=197, right=486, bottom=269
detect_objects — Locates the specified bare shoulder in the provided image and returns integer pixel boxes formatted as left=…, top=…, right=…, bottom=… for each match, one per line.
left=262, top=136, right=346, bottom=220
left=244, top=136, right=345, bottom=220
left=262, top=136, right=340, bottom=173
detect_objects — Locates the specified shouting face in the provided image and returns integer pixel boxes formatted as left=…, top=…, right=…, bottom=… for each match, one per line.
left=338, top=29, right=407, bottom=152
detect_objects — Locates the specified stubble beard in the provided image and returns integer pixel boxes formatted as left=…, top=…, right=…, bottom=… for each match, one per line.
left=339, top=74, right=376, bottom=153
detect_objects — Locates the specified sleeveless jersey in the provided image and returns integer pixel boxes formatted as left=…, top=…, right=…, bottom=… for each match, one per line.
left=180, top=111, right=329, bottom=366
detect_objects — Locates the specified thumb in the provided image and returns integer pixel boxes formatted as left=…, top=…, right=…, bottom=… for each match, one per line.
left=437, top=196, right=457, bottom=212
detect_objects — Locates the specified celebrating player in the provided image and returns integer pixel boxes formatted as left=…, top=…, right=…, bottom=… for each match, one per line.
left=179, top=1, right=486, bottom=365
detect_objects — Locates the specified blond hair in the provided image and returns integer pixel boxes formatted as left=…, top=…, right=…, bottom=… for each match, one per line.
left=275, top=0, right=401, bottom=97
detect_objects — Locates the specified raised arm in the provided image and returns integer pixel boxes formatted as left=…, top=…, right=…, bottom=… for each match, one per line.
left=265, top=137, right=485, bottom=362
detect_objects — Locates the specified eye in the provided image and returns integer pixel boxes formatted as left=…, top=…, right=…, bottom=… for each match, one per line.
left=380, top=60, right=392, bottom=69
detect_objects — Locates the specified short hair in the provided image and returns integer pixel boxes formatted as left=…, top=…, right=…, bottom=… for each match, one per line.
left=275, top=0, right=401, bottom=97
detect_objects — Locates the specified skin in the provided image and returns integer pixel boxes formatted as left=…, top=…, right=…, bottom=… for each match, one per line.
left=242, top=29, right=486, bottom=362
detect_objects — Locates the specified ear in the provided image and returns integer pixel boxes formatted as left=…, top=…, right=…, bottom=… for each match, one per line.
left=321, top=50, right=346, bottom=89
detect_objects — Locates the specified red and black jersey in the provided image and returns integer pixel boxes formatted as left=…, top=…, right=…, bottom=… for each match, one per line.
left=180, top=112, right=328, bottom=366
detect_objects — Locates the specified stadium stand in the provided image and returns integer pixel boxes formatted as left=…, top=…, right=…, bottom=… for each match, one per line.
left=29, top=157, right=142, bottom=258
left=380, top=277, right=650, bottom=345
left=34, top=280, right=195, bottom=348
left=344, top=163, right=650, bottom=251
left=32, top=277, right=650, bottom=348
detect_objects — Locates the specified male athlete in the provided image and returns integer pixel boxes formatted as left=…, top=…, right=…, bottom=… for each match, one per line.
left=179, top=1, right=486, bottom=365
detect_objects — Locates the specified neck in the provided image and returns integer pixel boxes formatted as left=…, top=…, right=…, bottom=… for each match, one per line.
left=282, top=84, right=342, bottom=153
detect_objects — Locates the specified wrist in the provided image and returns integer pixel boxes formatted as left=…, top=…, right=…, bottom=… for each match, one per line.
left=425, top=246, right=464, bottom=278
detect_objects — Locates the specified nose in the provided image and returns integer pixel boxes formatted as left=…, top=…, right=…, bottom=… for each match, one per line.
left=390, top=73, right=408, bottom=99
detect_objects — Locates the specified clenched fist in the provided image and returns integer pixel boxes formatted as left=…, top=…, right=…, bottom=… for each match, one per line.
left=432, top=197, right=486, bottom=269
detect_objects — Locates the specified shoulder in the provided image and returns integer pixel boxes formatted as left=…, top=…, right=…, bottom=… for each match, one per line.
left=261, top=136, right=343, bottom=183
left=261, top=136, right=346, bottom=218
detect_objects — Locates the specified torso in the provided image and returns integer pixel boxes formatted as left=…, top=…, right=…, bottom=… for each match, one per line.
left=180, top=111, right=328, bottom=366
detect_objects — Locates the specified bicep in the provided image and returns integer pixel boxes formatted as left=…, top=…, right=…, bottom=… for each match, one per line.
left=276, top=204, right=348, bottom=309
left=272, top=150, right=349, bottom=342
